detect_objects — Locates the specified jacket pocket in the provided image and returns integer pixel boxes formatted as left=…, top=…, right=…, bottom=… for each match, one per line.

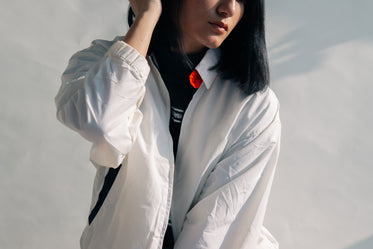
left=88, top=164, right=122, bottom=225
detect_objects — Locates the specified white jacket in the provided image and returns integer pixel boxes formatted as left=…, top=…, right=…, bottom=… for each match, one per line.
left=55, top=37, right=281, bottom=249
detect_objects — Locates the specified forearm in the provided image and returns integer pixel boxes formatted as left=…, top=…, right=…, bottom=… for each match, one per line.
left=123, top=9, right=161, bottom=57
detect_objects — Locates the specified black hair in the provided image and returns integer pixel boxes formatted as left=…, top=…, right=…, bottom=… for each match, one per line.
left=127, top=0, right=270, bottom=95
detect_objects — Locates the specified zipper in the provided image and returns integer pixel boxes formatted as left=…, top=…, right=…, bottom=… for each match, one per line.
left=148, top=55, right=175, bottom=249
left=148, top=54, right=206, bottom=246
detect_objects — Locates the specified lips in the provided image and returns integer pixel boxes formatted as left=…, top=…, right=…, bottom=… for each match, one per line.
left=208, top=21, right=228, bottom=31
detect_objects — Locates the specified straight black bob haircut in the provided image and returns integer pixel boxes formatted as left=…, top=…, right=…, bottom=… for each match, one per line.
left=128, top=0, right=270, bottom=96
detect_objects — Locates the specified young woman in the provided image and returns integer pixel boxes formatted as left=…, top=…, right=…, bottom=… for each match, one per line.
left=55, top=0, right=281, bottom=248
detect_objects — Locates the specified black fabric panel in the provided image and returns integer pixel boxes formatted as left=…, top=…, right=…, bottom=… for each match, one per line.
left=162, top=224, right=175, bottom=249
left=88, top=164, right=122, bottom=225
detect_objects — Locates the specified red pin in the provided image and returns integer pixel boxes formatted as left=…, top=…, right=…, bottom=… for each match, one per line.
left=189, top=69, right=203, bottom=89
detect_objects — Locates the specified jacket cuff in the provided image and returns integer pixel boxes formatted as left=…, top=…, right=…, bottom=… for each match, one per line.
left=106, top=41, right=150, bottom=81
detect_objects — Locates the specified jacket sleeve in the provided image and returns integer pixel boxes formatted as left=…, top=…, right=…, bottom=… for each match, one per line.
left=174, top=97, right=281, bottom=249
left=55, top=39, right=150, bottom=168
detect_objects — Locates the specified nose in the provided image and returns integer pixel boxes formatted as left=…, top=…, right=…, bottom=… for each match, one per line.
left=217, top=0, right=236, bottom=18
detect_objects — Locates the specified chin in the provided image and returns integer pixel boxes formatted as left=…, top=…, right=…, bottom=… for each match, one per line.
left=205, top=39, right=224, bottom=49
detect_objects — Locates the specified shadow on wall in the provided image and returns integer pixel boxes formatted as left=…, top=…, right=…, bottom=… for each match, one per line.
left=268, top=0, right=373, bottom=81
left=343, top=235, right=373, bottom=249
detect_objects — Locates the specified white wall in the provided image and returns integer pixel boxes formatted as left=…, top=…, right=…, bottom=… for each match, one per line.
left=265, top=1, right=373, bottom=248
left=0, top=0, right=372, bottom=248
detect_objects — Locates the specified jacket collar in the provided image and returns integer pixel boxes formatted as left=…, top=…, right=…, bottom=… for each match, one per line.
left=149, top=47, right=220, bottom=90
left=195, top=48, right=220, bottom=90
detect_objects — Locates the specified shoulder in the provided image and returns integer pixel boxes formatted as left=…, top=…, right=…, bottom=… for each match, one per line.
left=63, top=36, right=149, bottom=81
left=88, top=36, right=125, bottom=51
left=244, top=87, right=280, bottom=132
left=206, top=68, right=280, bottom=138
left=226, top=86, right=281, bottom=148
left=68, top=36, right=124, bottom=61
left=247, top=87, right=280, bottom=122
